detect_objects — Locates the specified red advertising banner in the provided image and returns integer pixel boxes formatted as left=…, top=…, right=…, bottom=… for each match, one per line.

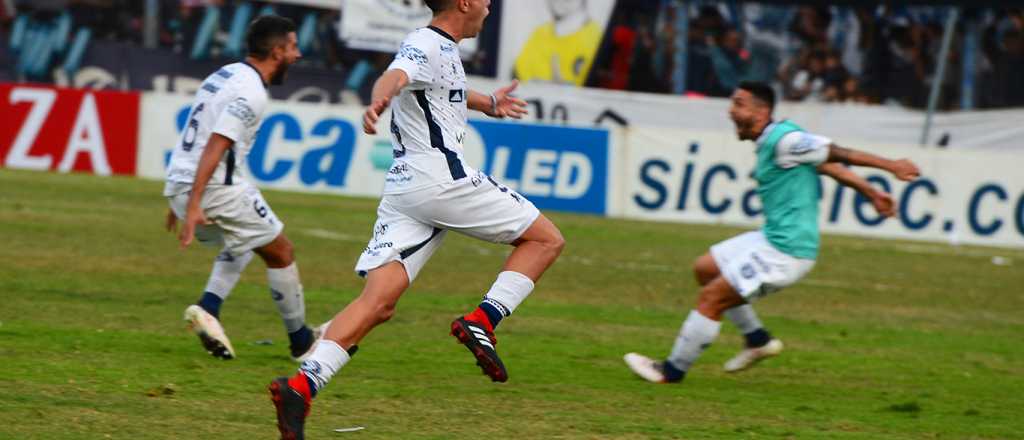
left=0, top=83, right=140, bottom=176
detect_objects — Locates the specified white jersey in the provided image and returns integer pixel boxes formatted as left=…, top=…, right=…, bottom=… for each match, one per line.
left=384, top=26, right=473, bottom=194
left=163, top=62, right=269, bottom=196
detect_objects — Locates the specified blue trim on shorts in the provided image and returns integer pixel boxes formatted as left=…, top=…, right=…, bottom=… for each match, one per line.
left=400, top=227, right=443, bottom=259
left=224, top=147, right=235, bottom=185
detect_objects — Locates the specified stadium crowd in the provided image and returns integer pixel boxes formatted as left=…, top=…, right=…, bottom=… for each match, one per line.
left=590, top=3, right=1024, bottom=109
left=2, top=1, right=1023, bottom=109
left=4, top=0, right=347, bottom=67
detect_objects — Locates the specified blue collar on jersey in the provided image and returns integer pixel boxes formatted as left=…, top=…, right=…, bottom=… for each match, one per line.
left=240, top=61, right=269, bottom=89
left=427, top=25, right=456, bottom=43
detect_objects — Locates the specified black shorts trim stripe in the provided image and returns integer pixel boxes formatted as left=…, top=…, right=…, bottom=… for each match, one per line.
left=225, top=147, right=235, bottom=185
left=400, top=227, right=443, bottom=260
left=414, top=90, right=466, bottom=180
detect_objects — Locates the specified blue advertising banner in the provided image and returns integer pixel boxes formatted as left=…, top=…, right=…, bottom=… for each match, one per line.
left=140, top=93, right=612, bottom=216
left=469, top=120, right=609, bottom=215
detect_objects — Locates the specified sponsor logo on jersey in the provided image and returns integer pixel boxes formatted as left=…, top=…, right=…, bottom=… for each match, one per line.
left=388, top=163, right=409, bottom=175
left=226, top=97, right=258, bottom=127
left=397, top=43, right=428, bottom=66
left=449, top=89, right=464, bottom=103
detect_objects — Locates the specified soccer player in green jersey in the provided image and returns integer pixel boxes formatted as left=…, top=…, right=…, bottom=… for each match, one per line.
left=625, top=81, right=921, bottom=383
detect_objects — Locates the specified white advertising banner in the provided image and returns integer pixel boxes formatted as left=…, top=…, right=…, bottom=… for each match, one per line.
left=467, top=75, right=1024, bottom=151
left=339, top=0, right=477, bottom=55
left=137, top=92, right=1024, bottom=249
left=620, top=126, right=1024, bottom=249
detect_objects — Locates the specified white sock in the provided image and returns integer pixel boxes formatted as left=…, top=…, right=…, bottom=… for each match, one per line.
left=483, top=271, right=535, bottom=316
left=667, top=310, right=722, bottom=372
left=299, top=340, right=350, bottom=393
left=203, top=250, right=253, bottom=299
left=724, top=304, right=763, bottom=334
left=267, top=263, right=305, bottom=333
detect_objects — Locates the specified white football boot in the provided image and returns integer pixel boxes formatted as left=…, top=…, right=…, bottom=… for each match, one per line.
left=291, top=320, right=331, bottom=363
left=624, top=352, right=672, bottom=383
left=184, top=305, right=236, bottom=360
left=723, top=338, right=784, bottom=373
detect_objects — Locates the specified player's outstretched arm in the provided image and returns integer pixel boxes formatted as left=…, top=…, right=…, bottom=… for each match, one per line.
left=826, top=144, right=921, bottom=181
left=818, top=162, right=896, bottom=217
left=363, top=69, right=410, bottom=134
left=468, top=80, right=527, bottom=119
left=179, top=133, right=233, bottom=249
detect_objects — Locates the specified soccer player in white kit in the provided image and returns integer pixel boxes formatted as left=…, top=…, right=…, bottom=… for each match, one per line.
left=269, top=1, right=566, bottom=437
left=165, top=16, right=319, bottom=362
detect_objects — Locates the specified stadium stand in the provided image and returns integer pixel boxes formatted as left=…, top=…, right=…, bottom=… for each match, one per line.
left=1, top=1, right=1022, bottom=109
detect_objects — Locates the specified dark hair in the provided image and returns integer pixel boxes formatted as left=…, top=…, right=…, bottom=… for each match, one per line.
left=737, top=81, right=775, bottom=110
left=425, top=0, right=454, bottom=13
left=246, top=15, right=296, bottom=59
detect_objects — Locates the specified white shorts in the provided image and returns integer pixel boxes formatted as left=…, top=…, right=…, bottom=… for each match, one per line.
left=710, top=230, right=815, bottom=300
left=355, top=171, right=541, bottom=283
left=167, top=183, right=284, bottom=256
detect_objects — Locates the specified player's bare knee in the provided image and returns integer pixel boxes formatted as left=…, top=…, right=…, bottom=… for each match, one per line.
left=274, top=237, right=295, bottom=264
left=693, top=255, right=718, bottom=285
left=692, top=260, right=706, bottom=284
left=258, top=241, right=293, bottom=268
left=546, top=228, right=566, bottom=257
left=371, top=300, right=397, bottom=324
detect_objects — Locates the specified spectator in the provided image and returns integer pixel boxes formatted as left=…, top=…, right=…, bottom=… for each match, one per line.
left=789, top=6, right=830, bottom=47
left=708, top=28, right=751, bottom=93
left=684, top=6, right=726, bottom=95
left=989, top=28, right=1024, bottom=106
left=593, top=9, right=636, bottom=90
left=821, top=50, right=850, bottom=101
left=786, top=49, right=828, bottom=101
left=628, top=12, right=663, bottom=93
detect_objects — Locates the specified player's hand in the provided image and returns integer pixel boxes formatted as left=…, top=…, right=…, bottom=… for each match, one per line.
left=491, top=80, right=528, bottom=119
left=363, top=97, right=391, bottom=135
left=872, top=192, right=896, bottom=218
left=178, top=205, right=209, bottom=249
left=891, top=159, right=920, bottom=181
left=165, top=208, right=178, bottom=233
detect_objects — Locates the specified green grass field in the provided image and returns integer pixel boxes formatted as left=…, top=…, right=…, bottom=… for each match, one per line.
left=1, top=169, right=1022, bottom=439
